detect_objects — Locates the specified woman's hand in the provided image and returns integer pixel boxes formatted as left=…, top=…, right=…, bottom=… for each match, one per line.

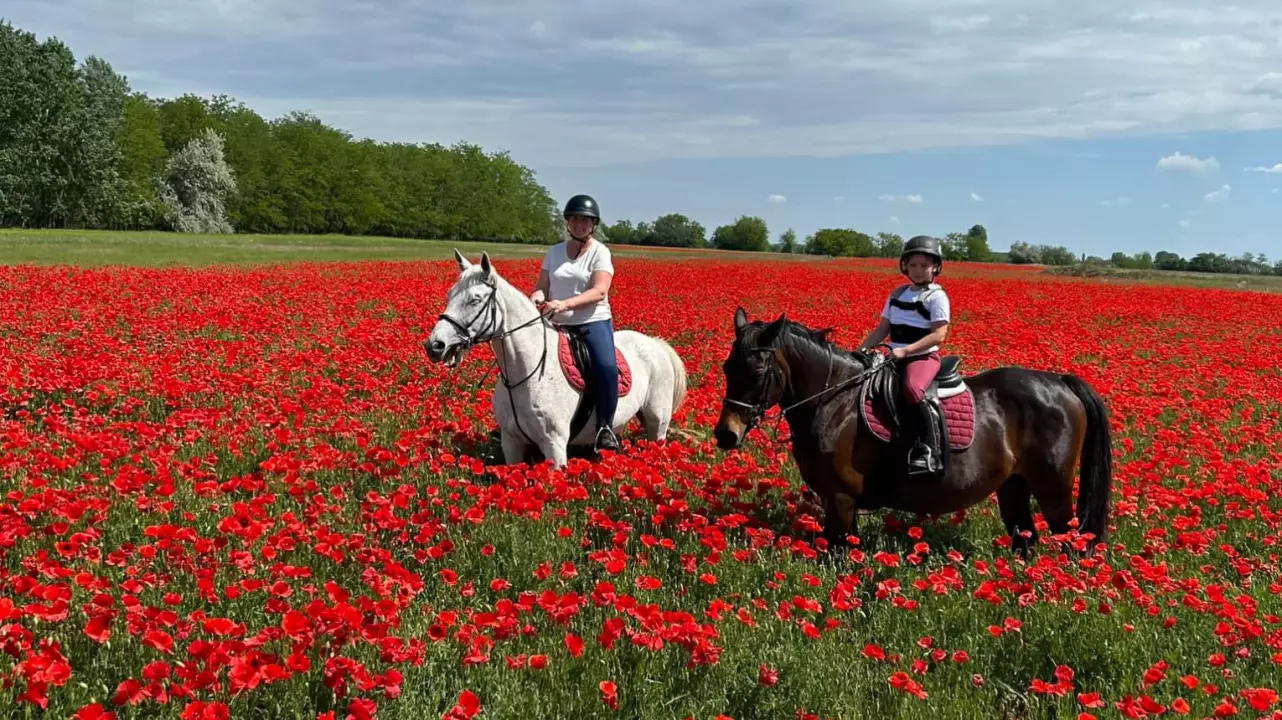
left=890, top=346, right=908, bottom=361
left=542, top=299, right=570, bottom=315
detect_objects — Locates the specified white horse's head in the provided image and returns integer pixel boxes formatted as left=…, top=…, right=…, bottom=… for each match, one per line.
left=425, top=249, right=510, bottom=367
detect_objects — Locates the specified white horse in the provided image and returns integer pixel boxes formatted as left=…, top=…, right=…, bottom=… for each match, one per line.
left=424, top=250, right=688, bottom=468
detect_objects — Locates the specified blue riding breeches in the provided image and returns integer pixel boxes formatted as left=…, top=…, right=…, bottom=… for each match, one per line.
left=567, top=319, right=618, bottom=428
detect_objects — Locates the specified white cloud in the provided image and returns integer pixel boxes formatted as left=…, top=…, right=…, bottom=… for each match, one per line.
left=889, top=216, right=901, bottom=224
left=1203, top=184, right=1231, bottom=202
left=766, top=194, right=787, bottom=203
left=1246, top=72, right=1282, bottom=99
left=1273, top=187, right=1279, bottom=193
left=1157, top=152, right=1219, bottom=173
left=879, top=193, right=923, bottom=203
left=1178, top=219, right=1190, bottom=227
left=1100, top=196, right=1133, bottom=207
left=833, top=196, right=845, bottom=202
left=1245, top=163, right=1282, bottom=172
left=11, top=0, right=1282, bottom=167
left=970, top=191, right=984, bottom=201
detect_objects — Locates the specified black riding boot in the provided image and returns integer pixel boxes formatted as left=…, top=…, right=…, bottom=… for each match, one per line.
left=906, top=402, right=942, bottom=477
left=594, top=425, right=620, bottom=453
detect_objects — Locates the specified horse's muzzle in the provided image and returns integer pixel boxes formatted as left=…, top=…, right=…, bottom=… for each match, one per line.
left=714, top=426, right=742, bottom=450
left=713, top=411, right=747, bottom=450
left=424, top=338, right=465, bottom=366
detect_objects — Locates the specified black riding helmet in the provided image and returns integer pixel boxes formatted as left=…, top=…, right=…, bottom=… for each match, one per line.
left=563, top=194, right=601, bottom=224
left=900, top=234, right=943, bottom=277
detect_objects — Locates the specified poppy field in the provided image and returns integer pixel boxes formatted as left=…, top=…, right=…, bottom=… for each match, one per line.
left=1, top=255, right=1280, bottom=720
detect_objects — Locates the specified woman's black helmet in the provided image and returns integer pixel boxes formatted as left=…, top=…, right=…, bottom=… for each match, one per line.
left=563, top=194, right=600, bottom=222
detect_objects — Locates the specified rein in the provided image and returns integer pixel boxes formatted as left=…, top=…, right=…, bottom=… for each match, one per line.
left=724, top=343, right=888, bottom=444
left=437, top=280, right=556, bottom=446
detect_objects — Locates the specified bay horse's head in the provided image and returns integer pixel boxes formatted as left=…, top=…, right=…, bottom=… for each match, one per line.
left=425, top=249, right=505, bottom=366
left=714, top=307, right=790, bottom=450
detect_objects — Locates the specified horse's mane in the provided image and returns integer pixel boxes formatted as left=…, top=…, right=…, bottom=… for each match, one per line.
left=739, top=316, right=872, bottom=371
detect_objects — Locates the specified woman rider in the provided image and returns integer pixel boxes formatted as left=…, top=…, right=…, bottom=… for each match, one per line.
left=529, top=194, right=621, bottom=453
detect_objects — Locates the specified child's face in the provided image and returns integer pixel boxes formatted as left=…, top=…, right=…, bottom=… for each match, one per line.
left=905, top=254, right=937, bottom=284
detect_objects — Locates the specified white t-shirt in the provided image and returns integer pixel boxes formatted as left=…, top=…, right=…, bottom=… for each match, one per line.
left=881, top=283, right=950, bottom=354
left=541, top=239, right=614, bottom=325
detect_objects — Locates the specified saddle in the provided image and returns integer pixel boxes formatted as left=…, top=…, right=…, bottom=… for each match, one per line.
left=858, top=355, right=975, bottom=472
left=557, top=330, right=632, bottom=442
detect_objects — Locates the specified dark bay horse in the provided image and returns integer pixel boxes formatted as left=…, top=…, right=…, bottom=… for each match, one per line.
left=713, top=308, right=1113, bottom=555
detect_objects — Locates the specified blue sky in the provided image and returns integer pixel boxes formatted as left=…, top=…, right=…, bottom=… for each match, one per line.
left=8, top=0, right=1282, bottom=258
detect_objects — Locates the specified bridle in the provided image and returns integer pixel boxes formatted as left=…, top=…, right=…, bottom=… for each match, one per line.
left=722, top=340, right=887, bottom=442
left=435, top=280, right=555, bottom=446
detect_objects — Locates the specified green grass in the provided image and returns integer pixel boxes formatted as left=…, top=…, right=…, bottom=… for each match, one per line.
left=1045, top=263, right=1282, bottom=293
left=7, top=229, right=1278, bottom=297
left=0, top=229, right=832, bottom=267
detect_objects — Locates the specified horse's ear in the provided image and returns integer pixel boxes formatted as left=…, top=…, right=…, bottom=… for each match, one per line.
left=454, top=248, right=472, bottom=272
left=480, top=252, right=493, bottom=278
left=734, top=307, right=748, bottom=333
left=758, top=312, right=787, bottom=346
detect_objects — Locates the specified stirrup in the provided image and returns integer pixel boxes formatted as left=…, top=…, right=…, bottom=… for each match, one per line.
left=594, top=426, right=620, bottom=453
left=907, top=443, right=940, bottom=476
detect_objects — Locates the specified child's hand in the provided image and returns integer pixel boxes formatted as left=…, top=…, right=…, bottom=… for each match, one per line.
left=890, top=347, right=908, bottom=361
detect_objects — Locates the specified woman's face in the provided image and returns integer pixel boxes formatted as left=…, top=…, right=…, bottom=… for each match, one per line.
left=566, top=215, right=595, bottom=239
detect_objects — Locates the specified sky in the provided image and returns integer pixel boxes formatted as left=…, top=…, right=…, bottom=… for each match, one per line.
left=7, top=0, right=1282, bottom=258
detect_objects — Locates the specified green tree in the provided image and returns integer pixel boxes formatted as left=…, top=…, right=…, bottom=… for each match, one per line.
left=1154, top=251, right=1186, bottom=271
left=602, top=220, right=638, bottom=245
left=66, top=55, right=129, bottom=227
left=155, top=128, right=238, bottom=233
left=1008, top=241, right=1040, bottom=264
left=965, top=224, right=991, bottom=262
left=0, top=22, right=85, bottom=227
left=806, top=228, right=876, bottom=257
left=875, top=231, right=903, bottom=258
left=1038, top=245, right=1077, bottom=266
left=711, top=215, right=770, bottom=251
left=776, top=228, right=798, bottom=253
left=646, top=213, right=706, bottom=248
left=115, top=94, right=168, bottom=227
left=942, top=232, right=969, bottom=261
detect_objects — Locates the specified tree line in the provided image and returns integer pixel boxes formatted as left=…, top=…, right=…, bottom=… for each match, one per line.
left=601, top=212, right=1282, bottom=277
left=598, top=215, right=1001, bottom=262
left=1, top=20, right=560, bottom=242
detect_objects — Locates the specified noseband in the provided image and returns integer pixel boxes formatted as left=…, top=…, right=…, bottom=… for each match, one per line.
left=436, top=281, right=501, bottom=349
left=721, top=347, right=786, bottom=437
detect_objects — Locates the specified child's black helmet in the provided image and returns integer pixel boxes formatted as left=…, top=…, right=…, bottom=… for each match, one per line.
left=900, top=235, right=944, bottom=276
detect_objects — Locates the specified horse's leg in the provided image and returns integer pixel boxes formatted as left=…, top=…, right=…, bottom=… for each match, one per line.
left=823, top=416, right=865, bottom=548
left=639, top=401, right=670, bottom=442
left=823, top=491, right=857, bottom=548
left=500, top=429, right=528, bottom=466
left=1025, top=463, right=1076, bottom=555
left=536, top=434, right=569, bottom=469
left=995, top=475, right=1037, bottom=557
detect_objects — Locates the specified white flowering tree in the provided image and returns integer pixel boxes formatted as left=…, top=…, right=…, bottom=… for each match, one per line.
left=155, top=128, right=237, bottom=233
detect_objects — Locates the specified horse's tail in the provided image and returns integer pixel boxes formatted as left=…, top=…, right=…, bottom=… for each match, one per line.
left=1061, top=373, right=1113, bottom=549
left=655, top=337, right=687, bottom=414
